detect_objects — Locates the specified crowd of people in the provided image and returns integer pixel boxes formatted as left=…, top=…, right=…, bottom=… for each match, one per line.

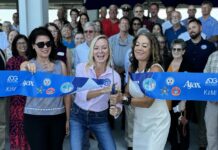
left=0, top=0, right=218, bottom=150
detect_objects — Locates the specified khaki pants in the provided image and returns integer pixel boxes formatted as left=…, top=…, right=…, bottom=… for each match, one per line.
left=0, top=98, right=9, bottom=150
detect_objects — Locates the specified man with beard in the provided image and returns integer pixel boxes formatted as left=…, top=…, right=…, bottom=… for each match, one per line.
left=184, top=18, right=216, bottom=150
left=165, top=11, right=186, bottom=48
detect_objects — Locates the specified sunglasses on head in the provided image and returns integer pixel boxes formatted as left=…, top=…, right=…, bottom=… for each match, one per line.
left=35, top=41, right=52, bottom=48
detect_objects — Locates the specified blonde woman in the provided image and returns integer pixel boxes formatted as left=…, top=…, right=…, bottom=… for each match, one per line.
left=70, top=35, right=122, bottom=150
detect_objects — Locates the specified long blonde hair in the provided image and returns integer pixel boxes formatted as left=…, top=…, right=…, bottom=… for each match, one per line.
left=86, top=35, right=112, bottom=69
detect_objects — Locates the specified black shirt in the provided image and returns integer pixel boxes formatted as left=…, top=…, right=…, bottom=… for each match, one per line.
left=184, top=38, right=216, bottom=72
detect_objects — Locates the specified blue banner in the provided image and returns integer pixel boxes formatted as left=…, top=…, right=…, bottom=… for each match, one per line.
left=0, top=71, right=110, bottom=97
left=130, top=72, right=218, bottom=101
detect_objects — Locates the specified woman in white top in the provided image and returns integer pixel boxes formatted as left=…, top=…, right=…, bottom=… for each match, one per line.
left=110, top=32, right=170, bottom=150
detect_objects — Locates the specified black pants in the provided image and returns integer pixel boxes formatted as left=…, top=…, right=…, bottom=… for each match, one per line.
left=24, top=113, right=66, bottom=150
left=168, top=111, right=190, bottom=150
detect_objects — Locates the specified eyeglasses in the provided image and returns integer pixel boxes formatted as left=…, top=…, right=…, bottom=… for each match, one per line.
left=84, top=30, right=94, bottom=34
left=133, top=23, right=141, bottom=26
left=172, top=48, right=183, bottom=52
left=35, top=41, right=52, bottom=48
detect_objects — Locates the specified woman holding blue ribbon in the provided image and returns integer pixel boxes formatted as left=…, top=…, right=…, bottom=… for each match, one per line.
left=110, top=32, right=170, bottom=150
left=20, top=27, right=71, bottom=150
left=70, top=35, right=122, bottom=150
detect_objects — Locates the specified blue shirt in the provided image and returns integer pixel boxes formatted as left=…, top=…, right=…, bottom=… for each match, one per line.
left=184, top=38, right=216, bottom=72
left=0, top=32, right=9, bottom=50
left=62, top=39, right=75, bottom=49
left=199, top=16, right=218, bottom=39
left=165, top=25, right=187, bottom=47
left=109, top=33, right=133, bottom=69
left=74, top=42, right=90, bottom=68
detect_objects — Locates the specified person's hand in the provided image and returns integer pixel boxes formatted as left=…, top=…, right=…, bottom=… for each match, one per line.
left=109, top=106, right=121, bottom=117
left=65, top=120, right=70, bottom=136
left=100, top=86, right=111, bottom=94
left=173, top=101, right=186, bottom=113
left=20, top=61, right=36, bottom=73
left=110, top=92, right=122, bottom=105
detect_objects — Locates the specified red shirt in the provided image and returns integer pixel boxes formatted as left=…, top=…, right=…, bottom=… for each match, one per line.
left=101, top=18, right=119, bottom=37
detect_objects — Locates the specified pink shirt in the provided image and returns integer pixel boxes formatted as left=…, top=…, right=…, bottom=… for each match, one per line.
left=74, top=63, right=122, bottom=112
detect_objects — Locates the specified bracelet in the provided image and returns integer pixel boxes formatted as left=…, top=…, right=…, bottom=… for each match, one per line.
left=122, top=95, right=132, bottom=105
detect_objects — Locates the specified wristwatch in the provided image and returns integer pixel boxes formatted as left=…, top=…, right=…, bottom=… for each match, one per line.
left=122, top=95, right=132, bottom=105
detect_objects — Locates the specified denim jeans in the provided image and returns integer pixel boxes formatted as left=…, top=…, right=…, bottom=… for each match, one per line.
left=70, top=103, right=116, bottom=150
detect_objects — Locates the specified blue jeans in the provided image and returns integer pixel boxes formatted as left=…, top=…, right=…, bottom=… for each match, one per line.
left=70, top=103, right=116, bottom=150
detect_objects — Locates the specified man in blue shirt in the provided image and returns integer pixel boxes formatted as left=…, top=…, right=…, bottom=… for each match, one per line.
left=199, top=1, right=218, bottom=44
left=109, top=17, right=134, bottom=75
left=165, top=11, right=186, bottom=48
left=74, top=22, right=96, bottom=67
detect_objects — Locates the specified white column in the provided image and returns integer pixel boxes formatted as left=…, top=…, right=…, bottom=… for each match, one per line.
left=18, top=0, right=48, bottom=36
left=87, top=9, right=98, bottom=21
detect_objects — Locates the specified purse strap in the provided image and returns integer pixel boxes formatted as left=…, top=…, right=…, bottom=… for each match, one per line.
left=0, top=50, right=6, bottom=68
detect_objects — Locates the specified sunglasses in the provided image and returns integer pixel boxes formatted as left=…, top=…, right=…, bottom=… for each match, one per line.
left=35, top=41, right=52, bottom=48
left=84, top=30, right=94, bottom=34
left=172, top=48, right=183, bottom=52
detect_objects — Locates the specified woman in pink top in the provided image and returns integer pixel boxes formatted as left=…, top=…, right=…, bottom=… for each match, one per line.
left=70, top=35, right=122, bottom=150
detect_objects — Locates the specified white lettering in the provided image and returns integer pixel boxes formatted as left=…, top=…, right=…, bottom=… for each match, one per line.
left=205, top=78, right=218, bottom=86
left=183, top=81, right=201, bottom=89
left=22, top=80, right=34, bottom=87
left=6, top=87, right=17, bottom=91
left=204, top=90, right=217, bottom=96
left=7, top=76, right=18, bottom=83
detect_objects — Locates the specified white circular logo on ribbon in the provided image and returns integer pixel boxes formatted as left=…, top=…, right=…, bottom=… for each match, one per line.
left=60, top=82, right=74, bottom=93
left=143, top=78, right=156, bottom=91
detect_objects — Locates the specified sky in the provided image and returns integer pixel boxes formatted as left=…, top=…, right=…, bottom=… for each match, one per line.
left=0, top=7, right=217, bottom=23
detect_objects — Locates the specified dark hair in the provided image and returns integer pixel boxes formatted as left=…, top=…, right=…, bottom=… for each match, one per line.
left=150, top=2, right=159, bottom=10
left=202, top=0, right=213, bottom=7
left=77, top=13, right=90, bottom=32
left=27, top=27, right=56, bottom=61
left=119, top=16, right=130, bottom=24
left=188, top=18, right=202, bottom=26
left=93, top=20, right=103, bottom=34
left=45, top=22, right=64, bottom=48
left=11, top=34, right=28, bottom=57
left=70, top=8, right=79, bottom=16
left=152, top=23, right=163, bottom=36
left=130, top=32, right=162, bottom=72
left=170, top=39, right=186, bottom=50
left=129, top=17, right=143, bottom=36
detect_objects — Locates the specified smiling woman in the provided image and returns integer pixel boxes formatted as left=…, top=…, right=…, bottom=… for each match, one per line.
left=19, top=27, right=71, bottom=150
left=70, top=35, right=122, bottom=150
left=6, top=34, right=30, bottom=150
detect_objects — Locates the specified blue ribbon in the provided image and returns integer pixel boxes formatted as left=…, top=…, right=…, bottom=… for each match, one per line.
left=2, top=71, right=218, bottom=101
left=130, top=72, right=218, bottom=101
left=0, top=71, right=110, bottom=97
